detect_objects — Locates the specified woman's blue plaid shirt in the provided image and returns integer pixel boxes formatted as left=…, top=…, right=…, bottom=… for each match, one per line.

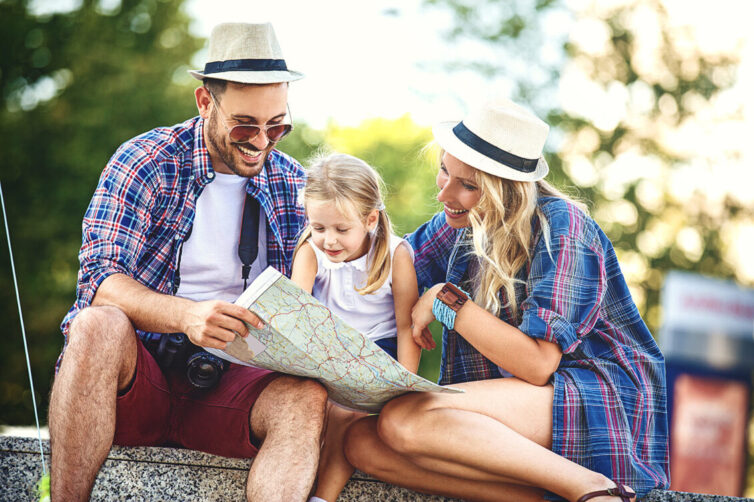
left=59, top=117, right=306, bottom=369
left=406, top=197, right=669, bottom=498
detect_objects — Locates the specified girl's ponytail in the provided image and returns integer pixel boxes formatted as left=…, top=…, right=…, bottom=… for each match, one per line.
left=357, top=209, right=393, bottom=295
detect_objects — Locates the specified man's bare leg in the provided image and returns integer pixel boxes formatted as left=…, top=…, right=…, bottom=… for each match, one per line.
left=246, top=376, right=328, bottom=502
left=48, top=306, right=138, bottom=502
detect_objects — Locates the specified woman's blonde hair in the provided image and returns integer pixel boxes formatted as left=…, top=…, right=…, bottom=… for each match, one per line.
left=466, top=168, right=587, bottom=318
left=294, top=153, right=393, bottom=295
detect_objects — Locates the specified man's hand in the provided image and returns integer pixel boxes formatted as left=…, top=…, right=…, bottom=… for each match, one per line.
left=182, top=300, right=265, bottom=350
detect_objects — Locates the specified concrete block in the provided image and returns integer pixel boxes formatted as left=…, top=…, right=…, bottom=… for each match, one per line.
left=1, top=436, right=749, bottom=501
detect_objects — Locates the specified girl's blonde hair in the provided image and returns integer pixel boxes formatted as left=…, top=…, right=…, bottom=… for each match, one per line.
left=294, top=153, right=393, bottom=295
left=467, top=168, right=587, bottom=318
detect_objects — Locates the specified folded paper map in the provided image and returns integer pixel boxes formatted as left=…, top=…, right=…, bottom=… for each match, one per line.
left=205, top=266, right=461, bottom=412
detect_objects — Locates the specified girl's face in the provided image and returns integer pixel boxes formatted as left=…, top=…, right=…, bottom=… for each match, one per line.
left=307, top=201, right=378, bottom=263
left=436, top=152, right=482, bottom=228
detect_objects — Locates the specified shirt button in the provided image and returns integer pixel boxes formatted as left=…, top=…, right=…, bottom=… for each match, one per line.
left=189, top=175, right=195, bottom=180
left=207, top=172, right=215, bottom=179
left=174, top=234, right=180, bottom=240
left=167, top=281, right=173, bottom=289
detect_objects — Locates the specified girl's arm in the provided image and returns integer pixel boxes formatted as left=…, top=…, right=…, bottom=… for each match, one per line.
left=392, top=244, right=422, bottom=374
left=290, top=241, right=318, bottom=294
left=412, top=284, right=561, bottom=386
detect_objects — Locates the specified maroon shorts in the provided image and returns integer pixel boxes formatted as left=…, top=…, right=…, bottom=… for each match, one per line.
left=113, top=339, right=280, bottom=458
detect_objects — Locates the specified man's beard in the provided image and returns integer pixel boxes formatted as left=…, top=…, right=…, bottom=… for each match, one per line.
left=206, top=111, right=266, bottom=177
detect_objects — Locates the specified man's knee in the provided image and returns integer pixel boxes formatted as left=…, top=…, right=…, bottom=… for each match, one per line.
left=62, top=306, right=137, bottom=373
left=252, top=376, right=327, bottom=438
left=269, top=376, right=328, bottom=410
left=68, top=306, right=133, bottom=347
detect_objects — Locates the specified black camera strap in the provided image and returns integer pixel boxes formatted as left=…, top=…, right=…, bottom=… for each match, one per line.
left=173, top=190, right=261, bottom=294
left=238, top=192, right=260, bottom=289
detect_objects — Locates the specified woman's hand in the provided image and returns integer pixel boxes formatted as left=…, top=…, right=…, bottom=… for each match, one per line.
left=411, top=283, right=444, bottom=350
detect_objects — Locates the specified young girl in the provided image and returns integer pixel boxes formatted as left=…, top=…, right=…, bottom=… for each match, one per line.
left=343, top=97, right=669, bottom=502
left=290, top=152, right=421, bottom=502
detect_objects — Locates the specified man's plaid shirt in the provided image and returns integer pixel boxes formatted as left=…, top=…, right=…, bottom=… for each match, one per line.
left=59, top=116, right=306, bottom=369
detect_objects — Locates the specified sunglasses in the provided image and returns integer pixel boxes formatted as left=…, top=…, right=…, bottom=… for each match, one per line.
left=208, top=90, right=293, bottom=144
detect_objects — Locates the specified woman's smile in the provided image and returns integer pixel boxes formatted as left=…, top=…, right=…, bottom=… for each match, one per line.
left=436, top=152, right=481, bottom=228
left=443, top=205, right=470, bottom=219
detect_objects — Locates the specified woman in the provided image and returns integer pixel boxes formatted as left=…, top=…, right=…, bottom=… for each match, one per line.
left=343, top=97, right=669, bottom=502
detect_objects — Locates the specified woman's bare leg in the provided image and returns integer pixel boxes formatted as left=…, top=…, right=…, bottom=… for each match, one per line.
left=346, top=378, right=634, bottom=502
left=345, top=417, right=545, bottom=502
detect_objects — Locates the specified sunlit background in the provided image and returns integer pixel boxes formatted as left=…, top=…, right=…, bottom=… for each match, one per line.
left=3, top=0, right=754, bottom=496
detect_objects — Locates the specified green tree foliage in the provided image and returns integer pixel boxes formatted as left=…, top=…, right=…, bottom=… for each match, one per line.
left=422, top=0, right=746, bottom=332
left=276, top=122, right=327, bottom=167
left=325, top=115, right=439, bottom=235
left=0, top=0, right=202, bottom=425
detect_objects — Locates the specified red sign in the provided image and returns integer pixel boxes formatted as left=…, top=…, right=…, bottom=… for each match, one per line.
left=670, top=373, right=749, bottom=495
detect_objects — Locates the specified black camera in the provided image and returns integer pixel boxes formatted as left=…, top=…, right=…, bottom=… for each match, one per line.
left=142, top=333, right=229, bottom=390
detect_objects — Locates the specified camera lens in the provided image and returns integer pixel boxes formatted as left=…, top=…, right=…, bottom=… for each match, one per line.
left=186, top=351, right=226, bottom=390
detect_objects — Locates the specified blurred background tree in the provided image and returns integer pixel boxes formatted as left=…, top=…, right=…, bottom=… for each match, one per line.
left=422, top=0, right=749, bottom=332
left=0, top=0, right=203, bottom=424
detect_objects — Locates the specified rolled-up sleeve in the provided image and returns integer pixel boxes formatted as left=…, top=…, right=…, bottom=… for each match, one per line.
left=73, top=144, right=157, bottom=319
left=519, top=232, right=606, bottom=354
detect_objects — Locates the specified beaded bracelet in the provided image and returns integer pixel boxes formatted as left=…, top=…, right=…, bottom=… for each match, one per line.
left=432, top=284, right=471, bottom=331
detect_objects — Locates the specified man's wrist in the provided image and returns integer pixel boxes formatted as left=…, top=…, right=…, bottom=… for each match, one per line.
left=171, top=296, right=194, bottom=335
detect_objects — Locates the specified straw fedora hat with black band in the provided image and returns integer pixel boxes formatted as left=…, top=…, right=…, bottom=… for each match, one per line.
left=189, top=23, right=303, bottom=84
left=432, top=97, right=550, bottom=182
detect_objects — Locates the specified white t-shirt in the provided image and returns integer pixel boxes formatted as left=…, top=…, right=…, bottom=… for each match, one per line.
left=310, top=235, right=414, bottom=342
left=176, top=172, right=267, bottom=303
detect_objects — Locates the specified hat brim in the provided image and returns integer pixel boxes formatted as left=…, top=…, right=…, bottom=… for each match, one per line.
left=188, top=69, right=304, bottom=84
left=432, top=121, right=548, bottom=182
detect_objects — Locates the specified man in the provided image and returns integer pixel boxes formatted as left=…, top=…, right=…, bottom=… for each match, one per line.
left=49, top=23, right=328, bottom=501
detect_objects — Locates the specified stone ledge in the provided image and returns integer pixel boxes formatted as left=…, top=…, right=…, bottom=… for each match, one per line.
left=0, top=436, right=748, bottom=501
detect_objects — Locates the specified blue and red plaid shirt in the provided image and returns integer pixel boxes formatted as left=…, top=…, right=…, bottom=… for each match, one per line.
left=407, top=196, right=669, bottom=498
left=59, top=117, right=306, bottom=368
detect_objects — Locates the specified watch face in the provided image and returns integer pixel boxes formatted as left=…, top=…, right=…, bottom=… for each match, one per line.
left=442, top=289, right=460, bottom=303
left=439, top=283, right=467, bottom=311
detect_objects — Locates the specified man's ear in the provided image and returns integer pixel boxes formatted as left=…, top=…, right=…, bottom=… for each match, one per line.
left=195, top=86, right=212, bottom=119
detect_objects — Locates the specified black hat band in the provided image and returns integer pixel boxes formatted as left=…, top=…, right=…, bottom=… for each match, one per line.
left=452, top=122, right=539, bottom=173
left=203, top=58, right=289, bottom=74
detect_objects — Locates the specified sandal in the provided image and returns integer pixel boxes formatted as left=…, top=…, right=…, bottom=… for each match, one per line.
left=576, top=483, right=635, bottom=502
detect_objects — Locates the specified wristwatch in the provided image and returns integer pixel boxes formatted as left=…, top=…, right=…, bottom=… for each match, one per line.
left=436, top=282, right=469, bottom=312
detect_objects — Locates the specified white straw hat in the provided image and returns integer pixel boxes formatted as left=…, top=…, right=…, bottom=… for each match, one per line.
left=189, top=23, right=303, bottom=84
left=432, top=97, right=550, bottom=182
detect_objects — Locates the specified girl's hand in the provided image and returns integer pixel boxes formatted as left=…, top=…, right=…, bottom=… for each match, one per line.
left=410, top=283, right=444, bottom=350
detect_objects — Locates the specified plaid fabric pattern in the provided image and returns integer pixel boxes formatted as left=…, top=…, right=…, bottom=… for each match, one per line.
left=58, top=117, right=306, bottom=369
left=406, top=197, right=669, bottom=498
